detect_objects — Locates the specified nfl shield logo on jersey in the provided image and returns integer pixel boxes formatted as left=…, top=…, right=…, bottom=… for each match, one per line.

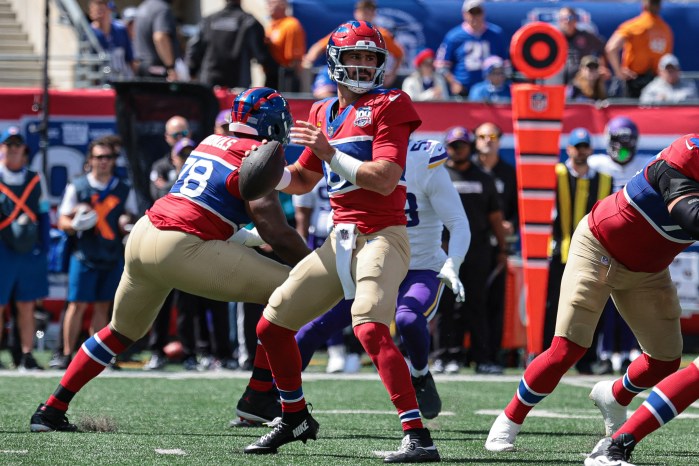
left=530, top=92, right=548, bottom=112
left=354, top=107, right=372, bottom=127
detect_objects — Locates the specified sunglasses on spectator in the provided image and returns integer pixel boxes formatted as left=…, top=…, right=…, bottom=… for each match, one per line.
left=476, top=134, right=499, bottom=141
left=574, top=143, right=591, bottom=149
left=468, top=7, right=484, bottom=15
left=585, top=63, right=599, bottom=70
left=168, top=130, right=189, bottom=138
left=92, top=153, right=117, bottom=160
left=560, top=14, right=576, bottom=21
left=4, top=141, right=24, bottom=147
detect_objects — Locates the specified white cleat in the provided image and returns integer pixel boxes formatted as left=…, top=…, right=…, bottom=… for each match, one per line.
left=485, top=412, right=521, bottom=452
left=589, top=380, right=627, bottom=436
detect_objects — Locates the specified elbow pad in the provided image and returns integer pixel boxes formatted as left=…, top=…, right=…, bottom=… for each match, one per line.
left=670, top=196, right=699, bottom=240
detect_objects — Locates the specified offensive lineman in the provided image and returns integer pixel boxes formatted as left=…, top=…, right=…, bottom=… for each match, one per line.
left=486, top=134, right=699, bottom=454
left=29, top=87, right=311, bottom=432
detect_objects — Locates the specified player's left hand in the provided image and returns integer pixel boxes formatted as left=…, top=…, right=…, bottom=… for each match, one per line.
left=290, top=120, right=335, bottom=162
left=438, top=257, right=465, bottom=303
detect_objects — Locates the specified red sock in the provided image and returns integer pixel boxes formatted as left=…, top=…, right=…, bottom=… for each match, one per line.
left=256, top=316, right=305, bottom=413
left=612, top=354, right=680, bottom=406
left=504, top=337, right=586, bottom=424
left=354, top=322, right=423, bottom=431
left=46, top=326, right=126, bottom=411
left=614, top=363, right=699, bottom=442
left=248, top=343, right=274, bottom=392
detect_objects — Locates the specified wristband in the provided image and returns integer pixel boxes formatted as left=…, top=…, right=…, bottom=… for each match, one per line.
left=329, top=149, right=362, bottom=185
left=275, top=167, right=292, bottom=190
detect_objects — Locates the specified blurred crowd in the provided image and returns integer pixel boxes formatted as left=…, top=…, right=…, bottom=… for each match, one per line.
left=89, top=0, right=696, bottom=104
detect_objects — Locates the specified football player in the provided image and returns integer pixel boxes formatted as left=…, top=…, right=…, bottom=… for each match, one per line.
left=486, top=134, right=699, bottom=454
left=29, top=87, right=311, bottom=432
left=586, top=356, right=699, bottom=466
left=242, top=20, right=441, bottom=463
left=233, top=138, right=470, bottom=426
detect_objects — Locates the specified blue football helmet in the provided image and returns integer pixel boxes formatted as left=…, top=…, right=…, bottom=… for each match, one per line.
left=326, top=20, right=388, bottom=94
left=606, top=116, right=638, bottom=165
left=229, top=87, right=293, bottom=145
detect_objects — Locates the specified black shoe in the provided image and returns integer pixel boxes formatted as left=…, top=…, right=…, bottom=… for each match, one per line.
left=182, top=356, right=198, bottom=371
left=19, top=353, right=44, bottom=372
left=412, top=372, right=442, bottom=420
left=608, top=433, right=636, bottom=462
left=384, top=428, right=440, bottom=463
left=586, top=434, right=636, bottom=465
left=234, top=386, right=282, bottom=426
left=244, top=411, right=319, bottom=454
left=30, top=403, right=78, bottom=432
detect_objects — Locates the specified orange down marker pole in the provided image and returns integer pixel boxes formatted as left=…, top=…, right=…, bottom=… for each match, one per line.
left=510, top=22, right=567, bottom=358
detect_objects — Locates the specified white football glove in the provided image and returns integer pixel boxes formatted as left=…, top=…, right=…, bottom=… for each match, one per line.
left=437, top=257, right=465, bottom=303
left=228, top=227, right=266, bottom=247
left=71, top=205, right=98, bottom=231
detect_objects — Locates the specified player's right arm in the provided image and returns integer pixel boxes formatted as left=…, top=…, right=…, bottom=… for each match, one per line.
left=246, top=190, right=311, bottom=266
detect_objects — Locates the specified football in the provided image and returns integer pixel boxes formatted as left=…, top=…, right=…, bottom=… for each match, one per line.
left=238, top=140, right=286, bottom=201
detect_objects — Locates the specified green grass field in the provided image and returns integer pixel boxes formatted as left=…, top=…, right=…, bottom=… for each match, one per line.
left=1, top=357, right=698, bottom=465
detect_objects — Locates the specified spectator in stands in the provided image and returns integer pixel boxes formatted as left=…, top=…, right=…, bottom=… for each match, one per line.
left=186, top=0, right=272, bottom=89
left=401, top=48, right=448, bottom=101
left=312, top=71, right=337, bottom=99
left=265, top=0, right=306, bottom=92
left=551, top=6, right=607, bottom=85
left=435, top=0, right=508, bottom=97
left=543, top=128, right=613, bottom=374
left=605, top=0, right=673, bottom=98
left=0, top=127, right=50, bottom=370
left=89, top=0, right=134, bottom=81
left=302, top=0, right=404, bottom=87
left=567, top=55, right=608, bottom=102
left=468, top=56, right=511, bottom=103
left=121, top=6, right=138, bottom=41
left=434, top=126, right=506, bottom=375
left=149, top=116, right=189, bottom=202
left=640, top=53, right=698, bottom=104
left=56, top=137, right=138, bottom=369
left=133, top=0, right=182, bottom=81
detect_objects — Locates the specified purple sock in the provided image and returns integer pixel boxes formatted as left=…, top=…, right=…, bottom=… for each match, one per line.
left=296, top=299, right=353, bottom=370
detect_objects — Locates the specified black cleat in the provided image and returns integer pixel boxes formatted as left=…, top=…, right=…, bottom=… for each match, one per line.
left=384, top=428, right=440, bottom=463
left=244, top=411, right=319, bottom=454
left=30, top=403, right=78, bottom=432
left=19, top=353, right=44, bottom=372
left=233, top=386, right=282, bottom=427
left=585, top=434, right=636, bottom=466
left=412, top=372, right=442, bottom=420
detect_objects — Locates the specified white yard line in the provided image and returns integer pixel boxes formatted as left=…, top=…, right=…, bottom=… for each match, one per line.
left=154, top=449, right=186, bottom=455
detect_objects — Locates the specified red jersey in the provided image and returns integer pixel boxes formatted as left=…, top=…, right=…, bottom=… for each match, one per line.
left=589, top=134, right=699, bottom=272
left=147, top=135, right=255, bottom=241
left=298, top=88, right=421, bottom=233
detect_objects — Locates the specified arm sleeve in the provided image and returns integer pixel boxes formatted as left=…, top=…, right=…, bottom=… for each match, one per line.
left=427, top=165, right=471, bottom=261
left=58, top=184, right=78, bottom=216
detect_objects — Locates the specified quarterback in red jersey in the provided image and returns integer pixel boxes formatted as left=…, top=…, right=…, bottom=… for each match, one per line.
left=486, top=134, right=699, bottom=457
left=244, top=20, right=439, bottom=463
left=29, top=88, right=311, bottom=433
